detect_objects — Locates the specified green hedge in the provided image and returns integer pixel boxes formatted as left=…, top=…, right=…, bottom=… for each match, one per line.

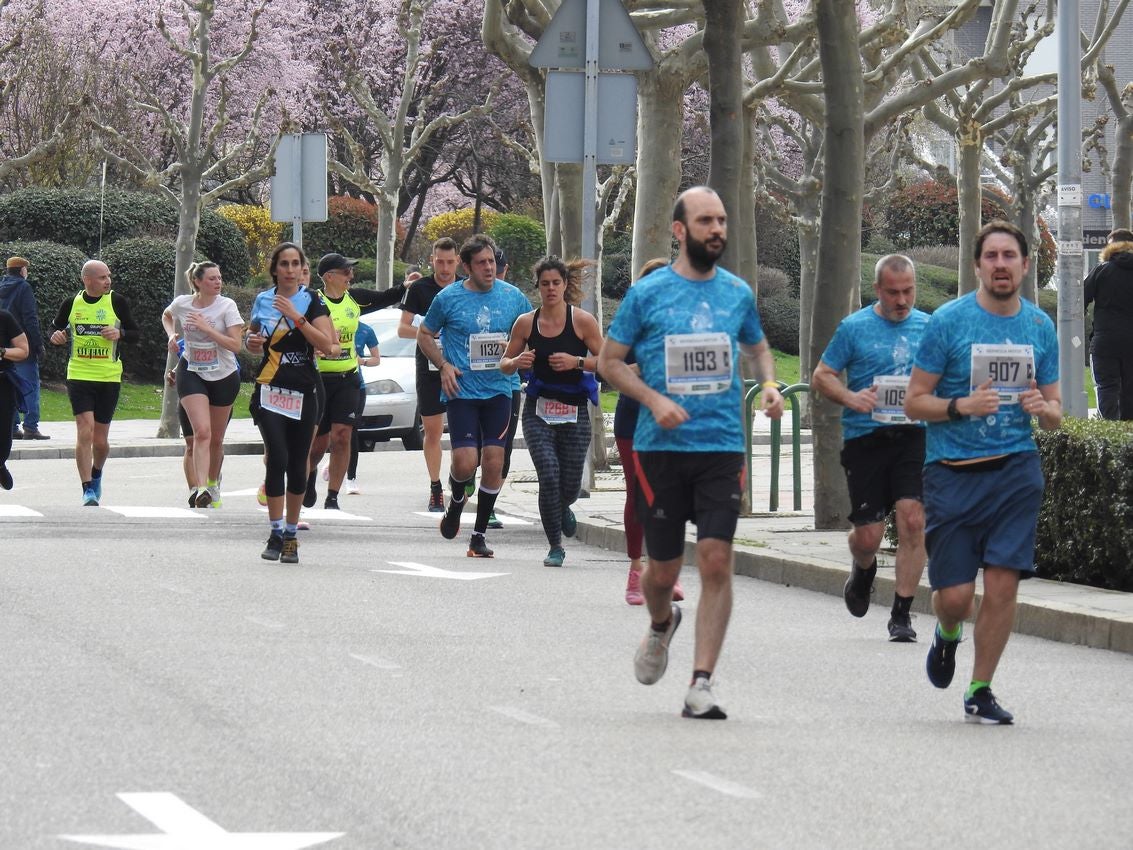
left=488, top=213, right=546, bottom=287
left=0, top=189, right=249, bottom=287
left=1035, top=418, right=1133, bottom=590
left=0, top=240, right=89, bottom=383
left=758, top=293, right=800, bottom=355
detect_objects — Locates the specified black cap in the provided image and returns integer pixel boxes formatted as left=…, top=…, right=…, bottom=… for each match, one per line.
left=494, top=248, right=508, bottom=270
left=317, top=253, right=359, bottom=276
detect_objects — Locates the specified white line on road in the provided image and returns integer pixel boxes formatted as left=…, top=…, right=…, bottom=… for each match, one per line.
left=245, top=616, right=285, bottom=630
left=0, top=505, right=43, bottom=517
left=104, top=506, right=205, bottom=519
left=375, top=561, right=507, bottom=581
left=411, top=511, right=531, bottom=525
left=348, top=653, right=401, bottom=670
left=488, top=705, right=559, bottom=728
left=672, top=770, right=761, bottom=799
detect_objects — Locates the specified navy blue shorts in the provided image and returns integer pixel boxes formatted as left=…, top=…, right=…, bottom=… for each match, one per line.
left=923, top=452, right=1044, bottom=589
left=445, top=395, right=512, bottom=450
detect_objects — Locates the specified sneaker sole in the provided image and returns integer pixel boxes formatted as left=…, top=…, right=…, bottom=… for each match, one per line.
left=964, top=713, right=1013, bottom=725
left=467, top=549, right=494, bottom=558
left=280, top=556, right=299, bottom=564
left=682, top=704, right=728, bottom=720
left=261, top=551, right=281, bottom=561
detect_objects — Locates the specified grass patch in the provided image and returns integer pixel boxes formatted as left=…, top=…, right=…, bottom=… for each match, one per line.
left=40, top=380, right=256, bottom=421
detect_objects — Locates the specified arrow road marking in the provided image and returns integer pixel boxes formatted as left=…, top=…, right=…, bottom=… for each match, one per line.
left=58, top=791, right=344, bottom=849
left=672, top=770, right=761, bottom=799
left=374, top=561, right=507, bottom=581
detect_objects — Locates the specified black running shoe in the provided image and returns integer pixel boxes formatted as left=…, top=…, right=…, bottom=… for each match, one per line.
left=439, top=498, right=464, bottom=539
left=963, top=686, right=1014, bottom=725
left=926, top=627, right=959, bottom=688
left=887, top=612, right=917, bottom=642
left=261, top=532, right=284, bottom=561
left=467, top=533, right=494, bottom=558
left=303, top=471, right=318, bottom=508
left=324, top=495, right=339, bottom=510
left=280, top=535, right=299, bottom=564
left=843, top=558, right=876, bottom=618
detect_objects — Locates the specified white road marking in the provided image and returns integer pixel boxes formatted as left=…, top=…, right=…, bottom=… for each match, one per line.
left=412, top=511, right=531, bottom=525
left=58, top=791, right=344, bottom=848
left=245, top=616, right=285, bottom=630
left=224, top=487, right=261, bottom=497
left=374, top=561, right=507, bottom=581
left=0, top=505, right=43, bottom=517
left=348, top=652, right=401, bottom=670
left=489, top=705, right=559, bottom=728
left=672, top=769, right=761, bottom=799
left=258, top=507, right=372, bottom=521
left=103, top=506, right=205, bottom=519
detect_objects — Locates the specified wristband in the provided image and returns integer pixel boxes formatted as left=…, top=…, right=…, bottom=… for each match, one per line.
left=761, top=380, right=778, bottom=389
left=947, top=397, right=963, bottom=421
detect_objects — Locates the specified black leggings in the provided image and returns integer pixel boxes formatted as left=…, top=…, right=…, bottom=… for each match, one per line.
left=0, top=379, right=14, bottom=466
left=254, top=384, right=322, bottom=498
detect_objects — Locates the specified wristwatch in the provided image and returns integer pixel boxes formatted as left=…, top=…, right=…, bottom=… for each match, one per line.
left=577, top=356, right=584, bottom=369
left=946, top=397, right=963, bottom=421
left=0, top=347, right=6, bottom=361
left=295, top=316, right=308, bottom=327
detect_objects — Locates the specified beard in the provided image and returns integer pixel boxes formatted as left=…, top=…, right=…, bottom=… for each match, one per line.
left=985, top=278, right=1020, bottom=301
left=686, top=233, right=726, bottom=272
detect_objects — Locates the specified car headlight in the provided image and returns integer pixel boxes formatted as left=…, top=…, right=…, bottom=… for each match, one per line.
left=366, top=378, right=404, bottom=395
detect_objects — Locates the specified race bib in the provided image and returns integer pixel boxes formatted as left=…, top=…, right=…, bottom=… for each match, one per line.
left=260, top=384, right=303, bottom=420
left=535, top=396, right=578, bottom=425
left=664, top=332, right=732, bottom=395
left=186, top=340, right=220, bottom=373
left=468, top=332, right=507, bottom=371
left=872, top=375, right=911, bottom=424
left=970, top=344, right=1034, bottom=403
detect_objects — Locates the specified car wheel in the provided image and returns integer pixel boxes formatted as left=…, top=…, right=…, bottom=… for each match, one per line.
left=402, top=410, right=424, bottom=451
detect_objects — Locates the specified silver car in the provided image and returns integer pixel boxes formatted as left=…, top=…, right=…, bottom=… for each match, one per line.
left=356, top=308, right=425, bottom=450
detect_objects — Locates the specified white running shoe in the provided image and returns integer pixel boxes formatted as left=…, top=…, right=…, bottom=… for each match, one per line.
left=321, top=463, right=329, bottom=482
left=682, top=678, right=727, bottom=719
left=634, top=603, right=682, bottom=685
left=345, top=478, right=360, bottom=494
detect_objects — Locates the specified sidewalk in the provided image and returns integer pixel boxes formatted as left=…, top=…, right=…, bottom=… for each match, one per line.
left=10, top=415, right=1133, bottom=656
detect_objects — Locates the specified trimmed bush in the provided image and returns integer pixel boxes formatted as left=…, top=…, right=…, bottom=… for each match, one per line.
left=757, top=265, right=791, bottom=299
left=755, top=202, right=801, bottom=295
left=217, top=204, right=282, bottom=277
left=600, top=230, right=634, bottom=299
left=488, top=213, right=546, bottom=285
left=0, top=188, right=249, bottom=286
left=100, top=237, right=207, bottom=382
left=758, top=293, right=800, bottom=355
left=281, top=195, right=406, bottom=264
left=1035, top=419, right=1133, bottom=590
left=0, top=240, right=89, bottom=382
left=422, top=208, right=500, bottom=250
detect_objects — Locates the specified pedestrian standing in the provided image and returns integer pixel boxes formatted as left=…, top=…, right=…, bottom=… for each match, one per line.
left=0, top=307, right=31, bottom=489
left=905, top=220, right=1062, bottom=725
left=811, top=254, right=929, bottom=641
left=1083, top=227, right=1133, bottom=419
left=48, top=260, right=139, bottom=506
left=500, top=256, right=604, bottom=567
left=0, top=257, right=49, bottom=440
left=598, top=186, right=783, bottom=719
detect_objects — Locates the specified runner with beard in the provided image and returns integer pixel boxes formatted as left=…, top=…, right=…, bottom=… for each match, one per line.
left=599, top=186, right=783, bottom=719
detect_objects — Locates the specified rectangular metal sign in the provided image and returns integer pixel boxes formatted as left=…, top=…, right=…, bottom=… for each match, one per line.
left=543, top=71, right=637, bottom=164
left=271, top=133, right=329, bottom=223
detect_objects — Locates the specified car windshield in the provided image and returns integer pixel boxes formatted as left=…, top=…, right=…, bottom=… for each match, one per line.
left=362, top=310, right=416, bottom=357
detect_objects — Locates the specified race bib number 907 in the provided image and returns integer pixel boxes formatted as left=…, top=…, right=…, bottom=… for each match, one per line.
left=970, top=344, right=1034, bottom=403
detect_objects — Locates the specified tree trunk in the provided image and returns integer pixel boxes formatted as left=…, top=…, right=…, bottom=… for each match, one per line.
left=811, top=0, right=864, bottom=530
left=375, top=185, right=398, bottom=291
left=703, top=0, right=745, bottom=271
left=631, top=69, right=685, bottom=273
left=1112, top=113, right=1133, bottom=230
left=1012, top=183, right=1040, bottom=303
left=556, top=162, right=583, bottom=259
left=736, top=107, right=758, bottom=289
left=795, top=199, right=820, bottom=382
left=955, top=118, right=982, bottom=295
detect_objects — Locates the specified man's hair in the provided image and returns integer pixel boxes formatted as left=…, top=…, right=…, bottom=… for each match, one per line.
left=432, top=237, right=458, bottom=254
left=873, top=254, right=915, bottom=286
left=6, top=256, right=29, bottom=270
left=671, top=185, right=720, bottom=225
left=973, top=220, right=1028, bottom=260
left=459, top=233, right=498, bottom=266
left=1107, top=228, right=1133, bottom=243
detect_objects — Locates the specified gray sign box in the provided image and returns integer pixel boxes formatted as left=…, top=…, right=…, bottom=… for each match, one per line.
left=271, top=133, right=329, bottom=223
left=528, top=0, right=651, bottom=71
left=543, top=71, right=637, bottom=164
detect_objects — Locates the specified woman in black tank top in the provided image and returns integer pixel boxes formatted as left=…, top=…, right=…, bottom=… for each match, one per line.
left=501, top=256, right=604, bottom=568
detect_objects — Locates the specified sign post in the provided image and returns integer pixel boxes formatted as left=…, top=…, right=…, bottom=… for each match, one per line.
left=271, top=132, right=329, bottom=250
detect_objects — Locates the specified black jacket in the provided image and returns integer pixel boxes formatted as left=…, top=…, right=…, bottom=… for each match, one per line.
left=1084, top=240, right=1133, bottom=354
left=0, top=272, right=44, bottom=358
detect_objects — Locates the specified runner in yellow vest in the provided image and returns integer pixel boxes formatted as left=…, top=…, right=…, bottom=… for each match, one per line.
left=303, top=253, right=406, bottom=510
left=48, top=260, right=139, bottom=506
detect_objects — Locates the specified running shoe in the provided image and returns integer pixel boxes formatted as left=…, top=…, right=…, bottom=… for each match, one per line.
left=634, top=603, right=682, bottom=685
left=82, top=487, right=99, bottom=507
left=207, top=485, right=222, bottom=508
left=487, top=512, right=504, bottom=529
left=345, top=478, right=360, bottom=495
left=321, top=463, right=329, bottom=482
left=256, top=483, right=268, bottom=506
left=280, top=535, right=299, bottom=564
left=467, top=533, right=494, bottom=558
left=843, top=557, right=876, bottom=618
left=887, top=612, right=917, bottom=642
left=926, top=626, right=960, bottom=689
left=963, top=686, right=1014, bottom=725
left=297, top=520, right=311, bottom=531
left=324, top=495, right=339, bottom=510
left=0, top=463, right=11, bottom=490
left=428, top=488, right=445, bottom=512
left=625, top=568, right=644, bottom=605
left=187, top=489, right=197, bottom=508
left=303, top=471, right=318, bottom=508
left=91, top=476, right=103, bottom=502
left=543, top=546, right=566, bottom=567
left=193, top=487, right=213, bottom=509
left=561, top=506, right=577, bottom=538
left=439, top=498, right=464, bottom=539
left=683, top=678, right=727, bottom=720
left=261, top=532, right=283, bottom=561
left=673, top=579, right=685, bottom=602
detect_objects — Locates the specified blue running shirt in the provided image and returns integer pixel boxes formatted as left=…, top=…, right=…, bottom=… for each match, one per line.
left=422, top=279, right=531, bottom=401
left=914, top=292, right=1058, bottom=463
left=820, top=306, right=930, bottom=441
left=606, top=265, right=764, bottom=452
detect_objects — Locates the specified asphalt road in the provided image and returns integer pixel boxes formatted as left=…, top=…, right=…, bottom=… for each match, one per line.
left=2, top=453, right=1132, bottom=849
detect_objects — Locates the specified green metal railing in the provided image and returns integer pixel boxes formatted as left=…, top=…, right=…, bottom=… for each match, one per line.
left=744, top=380, right=810, bottom=512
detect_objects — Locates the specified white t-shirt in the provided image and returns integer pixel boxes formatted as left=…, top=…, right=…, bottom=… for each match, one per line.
left=166, top=294, right=244, bottom=380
